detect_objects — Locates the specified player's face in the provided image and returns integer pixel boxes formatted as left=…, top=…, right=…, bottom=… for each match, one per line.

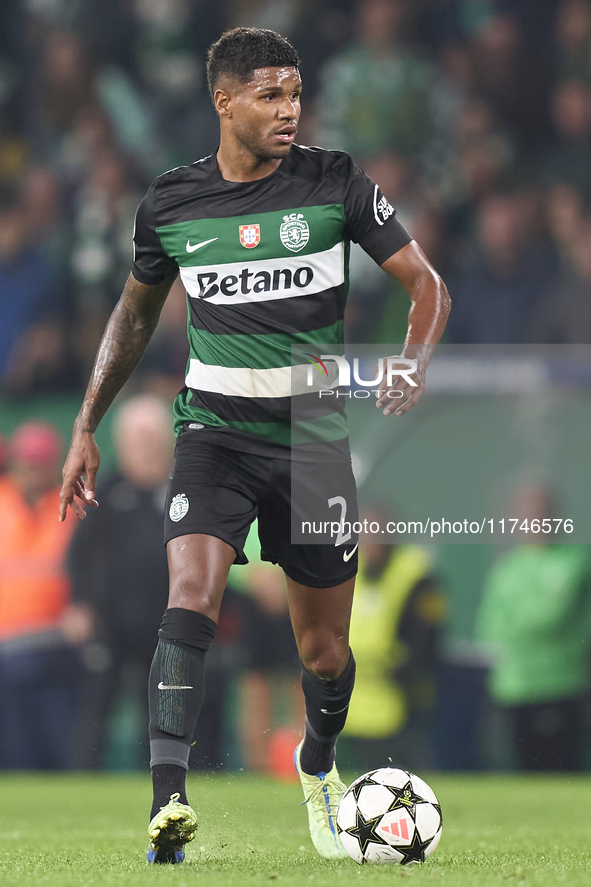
left=227, top=67, right=302, bottom=161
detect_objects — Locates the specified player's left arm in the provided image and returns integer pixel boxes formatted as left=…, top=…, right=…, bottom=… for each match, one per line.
left=342, top=157, right=451, bottom=416
left=377, top=241, right=451, bottom=416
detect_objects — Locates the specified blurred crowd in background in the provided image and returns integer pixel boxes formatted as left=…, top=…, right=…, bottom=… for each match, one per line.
left=0, top=408, right=450, bottom=774
left=0, top=411, right=590, bottom=774
left=3, top=0, right=591, bottom=395
left=2, top=0, right=591, bottom=774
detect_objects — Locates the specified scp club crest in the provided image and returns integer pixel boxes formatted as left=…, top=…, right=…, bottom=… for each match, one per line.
left=239, top=223, right=260, bottom=248
left=169, top=493, right=189, bottom=522
left=280, top=212, right=309, bottom=252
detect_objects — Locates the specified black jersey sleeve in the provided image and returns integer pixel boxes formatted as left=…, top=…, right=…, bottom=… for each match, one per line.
left=131, top=180, right=178, bottom=285
left=343, top=159, right=412, bottom=265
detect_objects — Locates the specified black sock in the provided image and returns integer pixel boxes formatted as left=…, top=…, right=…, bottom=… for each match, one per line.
left=148, top=608, right=217, bottom=812
left=300, top=726, right=337, bottom=775
left=150, top=763, right=188, bottom=820
left=299, top=651, right=356, bottom=776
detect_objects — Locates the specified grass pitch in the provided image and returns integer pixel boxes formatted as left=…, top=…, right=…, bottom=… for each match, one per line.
left=0, top=772, right=590, bottom=886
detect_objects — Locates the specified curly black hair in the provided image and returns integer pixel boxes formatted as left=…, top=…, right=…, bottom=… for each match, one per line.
left=206, top=27, right=300, bottom=99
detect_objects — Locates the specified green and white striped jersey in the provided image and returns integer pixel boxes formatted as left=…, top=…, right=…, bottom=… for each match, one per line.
left=132, top=145, right=411, bottom=456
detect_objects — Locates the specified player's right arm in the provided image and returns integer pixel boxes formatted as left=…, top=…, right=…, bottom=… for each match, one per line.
left=59, top=271, right=176, bottom=521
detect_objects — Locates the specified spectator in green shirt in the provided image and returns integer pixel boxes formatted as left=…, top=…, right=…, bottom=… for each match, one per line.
left=477, top=483, right=591, bottom=770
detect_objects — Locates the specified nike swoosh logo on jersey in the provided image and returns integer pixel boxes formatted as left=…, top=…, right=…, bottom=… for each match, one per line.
left=342, top=543, right=358, bottom=562
left=186, top=237, right=218, bottom=253
left=320, top=703, right=350, bottom=715
left=158, top=681, right=193, bottom=690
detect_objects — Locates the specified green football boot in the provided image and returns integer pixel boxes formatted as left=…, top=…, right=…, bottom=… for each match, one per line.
left=147, top=792, right=197, bottom=864
left=294, top=742, right=348, bottom=859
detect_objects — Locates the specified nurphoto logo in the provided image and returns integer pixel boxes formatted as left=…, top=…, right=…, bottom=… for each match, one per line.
left=303, top=353, right=418, bottom=398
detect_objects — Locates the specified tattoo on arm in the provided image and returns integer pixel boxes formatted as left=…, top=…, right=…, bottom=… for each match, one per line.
left=76, top=272, right=176, bottom=434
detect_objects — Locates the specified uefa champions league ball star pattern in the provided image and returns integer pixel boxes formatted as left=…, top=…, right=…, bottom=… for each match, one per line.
left=336, top=768, right=442, bottom=865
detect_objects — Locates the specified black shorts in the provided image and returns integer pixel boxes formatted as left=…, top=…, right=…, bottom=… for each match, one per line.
left=164, top=429, right=358, bottom=588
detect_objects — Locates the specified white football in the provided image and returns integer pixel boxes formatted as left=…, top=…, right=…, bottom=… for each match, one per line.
left=336, top=768, right=442, bottom=865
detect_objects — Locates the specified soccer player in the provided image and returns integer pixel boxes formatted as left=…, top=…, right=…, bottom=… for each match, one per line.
left=59, top=28, right=450, bottom=863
